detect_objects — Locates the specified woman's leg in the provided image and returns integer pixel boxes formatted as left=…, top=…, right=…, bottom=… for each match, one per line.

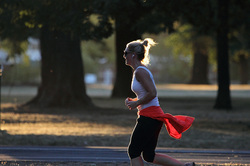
left=131, top=156, right=144, bottom=166
left=139, top=117, right=190, bottom=166
left=153, top=153, right=184, bottom=166
left=128, top=116, right=162, bottom=165
left=128, top=117, right=148, bottom=164
left=128, top=116, right=194, bottom=166
left=141, top=118, right=163, bottom=163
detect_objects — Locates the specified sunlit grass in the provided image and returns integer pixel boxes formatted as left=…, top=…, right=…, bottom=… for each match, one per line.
left=1, top=85, right=250, bottom=165
left=87, top=83, right=250, bottom=91
left=1, top=97, right=250, bottom=150
left=156, top=84, right=250, bottom=90
left=3, top=123, right=131, bottom=136
left=1, top=84, right=250, bottom=149
left=2, top=118, right=131, bottom=137
left=1, top=111, right=132, bottom=137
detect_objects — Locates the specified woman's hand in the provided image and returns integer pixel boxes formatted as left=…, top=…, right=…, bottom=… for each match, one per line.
left=125, top=97, right=139, bottom=110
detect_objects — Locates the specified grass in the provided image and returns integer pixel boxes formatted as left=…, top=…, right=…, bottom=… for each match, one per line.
left=0, top=85, right=250, bottom=165
left=1, top=95, right=250, bottom=149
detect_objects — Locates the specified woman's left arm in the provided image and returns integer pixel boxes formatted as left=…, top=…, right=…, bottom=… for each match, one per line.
left=127, top=68, right=157, bottom=110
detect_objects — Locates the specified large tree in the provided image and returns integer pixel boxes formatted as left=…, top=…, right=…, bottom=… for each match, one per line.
left=168, top=1, right=215, bottom=85
left=229, top=0, right=250, bottom=84
left=179, top=0, right=250, bottom=109
left=213, top=0, right=232, bottom=109
left=29, top=26, right=93, bottom=107
left=0, top=0, right=113, bottom=108
left=189, top=36, right=210, bottom=84
left=98, top=1, right=146, bottom=98
left=214, top=0, right=250, bottom=108
left=99, top=0, right=177, bottom=98
left=111, top=16, right=140, bottom=98
left=176, top=0, right=232, bottom=109
left=165, top=24, right=213, bottom=84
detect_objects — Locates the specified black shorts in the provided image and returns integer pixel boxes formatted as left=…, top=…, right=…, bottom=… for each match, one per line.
left=128, top=115, right=163, bottom=162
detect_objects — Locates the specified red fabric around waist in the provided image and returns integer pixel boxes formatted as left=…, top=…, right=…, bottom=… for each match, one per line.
left=138, top=106, right=195, bottom=139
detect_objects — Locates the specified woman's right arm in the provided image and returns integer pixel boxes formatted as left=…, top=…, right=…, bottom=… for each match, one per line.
left=125, top=97, right=137, bottom=109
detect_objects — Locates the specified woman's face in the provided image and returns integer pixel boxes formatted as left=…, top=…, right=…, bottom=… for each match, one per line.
left=123, top=48, right=133, bottom=66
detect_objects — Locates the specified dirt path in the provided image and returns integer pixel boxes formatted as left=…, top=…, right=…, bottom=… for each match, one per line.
left=2, top=84, right=250, bottom=98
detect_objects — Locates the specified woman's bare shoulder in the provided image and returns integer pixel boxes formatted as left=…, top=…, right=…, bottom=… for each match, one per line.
left=135, top=67, right=150, bottom=81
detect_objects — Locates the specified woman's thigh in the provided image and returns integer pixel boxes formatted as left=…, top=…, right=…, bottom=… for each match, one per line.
left=128, top=116, right=163, bottom=158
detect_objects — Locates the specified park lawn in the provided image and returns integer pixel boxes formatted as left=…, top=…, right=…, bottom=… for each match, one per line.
left=1, top=95, right=250, bottom=151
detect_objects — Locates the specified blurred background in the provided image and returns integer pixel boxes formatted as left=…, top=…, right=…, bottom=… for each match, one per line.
left=0, top=0, right=250, bottom=153
left=0, top=0, right=249, bottom=108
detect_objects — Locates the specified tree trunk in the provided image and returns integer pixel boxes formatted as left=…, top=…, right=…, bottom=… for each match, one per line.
left=189, top=39, right=209, bottom=84
left=238, top=54, right=249, bottom=84
left=214, top=0, right=232, bottom=110
left=111, top=17, right=141, bottom=98
left=27, top=26, right=93, bottom=108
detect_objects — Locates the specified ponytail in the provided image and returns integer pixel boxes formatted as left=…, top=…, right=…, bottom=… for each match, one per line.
left=141, top=38, right=156, bottom=66
left=126, top=38, right=157, bottom=66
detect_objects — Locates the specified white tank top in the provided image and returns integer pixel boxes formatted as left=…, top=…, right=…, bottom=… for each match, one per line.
left=131, top=66, right=160, bottom=111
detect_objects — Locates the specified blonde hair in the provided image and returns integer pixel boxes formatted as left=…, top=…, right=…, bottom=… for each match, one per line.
left=126, top=38, right=156, bottom=66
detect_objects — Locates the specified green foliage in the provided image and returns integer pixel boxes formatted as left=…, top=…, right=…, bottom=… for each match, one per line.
left=97, top=0, right=179, bottom=36
left=229, top=25, right=250, bottom=62
left=1, top=0, right=249, bottom=86
left=0, top=0, right=114, bottom=41
left=1, top=39, right=28, bottom=57
left=2, top=57, right=40, bottom=85
left=231, top=50, right=250, bottom=63
left=160, top=55, right=192, bottom=83
left=0, top=0, right=115, bottom=85
left=178, top=0, right=217, bottom=35
left=142, top=33, right=192, bottom=83
left=165, top=24, right=193, bottom=57
left=229, top=0, right=250, bottom=61
left=0, top=39, right=38, bottom=85
left=1, top=1, right=38, bottom=39
left=81, top=35, right=115, bottom=73
left=164, top=24, right=216, bottom=69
